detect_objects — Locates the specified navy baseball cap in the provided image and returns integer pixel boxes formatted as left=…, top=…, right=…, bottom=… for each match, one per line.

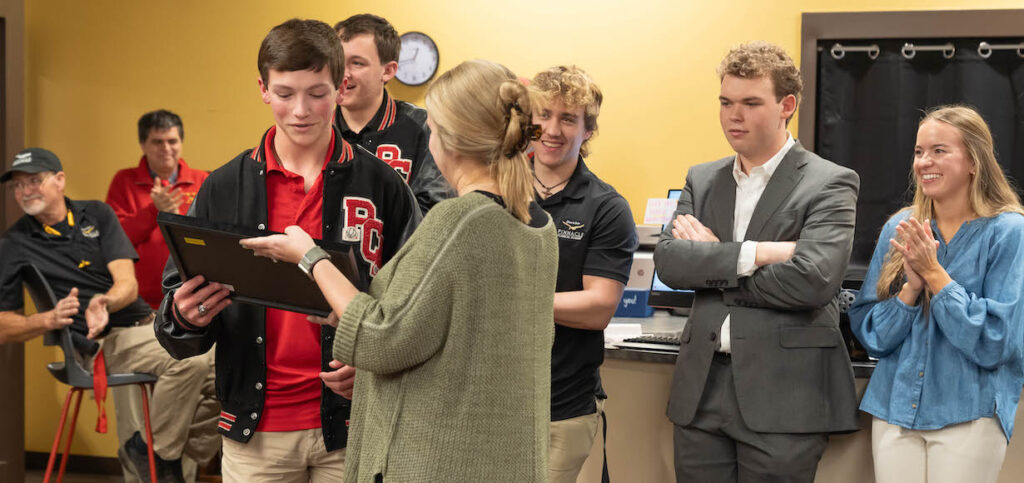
left=1, top=148, right=64, bottom=183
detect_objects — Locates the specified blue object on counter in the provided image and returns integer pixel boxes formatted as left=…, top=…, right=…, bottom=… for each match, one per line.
left=615, top=289, right=655, bottom=317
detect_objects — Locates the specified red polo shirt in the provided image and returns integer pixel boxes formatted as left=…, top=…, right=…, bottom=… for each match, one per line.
left=257, top=126, right=335, bottom=432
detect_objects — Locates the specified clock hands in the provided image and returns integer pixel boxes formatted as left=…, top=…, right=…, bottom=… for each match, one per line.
left=399, top=48, right=420, bottom=65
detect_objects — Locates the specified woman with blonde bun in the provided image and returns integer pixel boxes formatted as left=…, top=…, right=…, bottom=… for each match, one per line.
left=242, top=59, right=557, bottom=482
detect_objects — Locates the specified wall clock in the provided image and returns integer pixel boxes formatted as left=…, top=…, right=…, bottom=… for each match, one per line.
left=396, top=31, right=439, bottom=86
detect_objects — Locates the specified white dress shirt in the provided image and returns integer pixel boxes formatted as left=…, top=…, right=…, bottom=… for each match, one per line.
left=719, top=134, right=795, bottom=353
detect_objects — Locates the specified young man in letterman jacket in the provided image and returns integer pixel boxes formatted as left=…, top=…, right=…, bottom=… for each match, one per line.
left=333, top=14, right=453, bottom=215
left=154, top=19, right=420, bottom=480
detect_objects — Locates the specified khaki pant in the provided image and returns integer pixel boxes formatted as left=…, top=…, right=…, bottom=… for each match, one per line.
left=101, top=324, right=220, bottom=462
left=549, top=398, right=605, bottom=483
left=113, top=373, right=221, bottom=481
left=221, top=428, right=345, bottom=482
left=872, top=416, right=1007, bottom=483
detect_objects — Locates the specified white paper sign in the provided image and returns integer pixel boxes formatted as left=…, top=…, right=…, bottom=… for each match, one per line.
left=643, top=198, right=678, bottom=226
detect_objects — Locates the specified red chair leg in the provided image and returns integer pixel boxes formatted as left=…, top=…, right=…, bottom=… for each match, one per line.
left=56, top=389, right=84, bottom=483
left=43, top=388, right=76, bottom=483
left=139, top=383, right=158, bottom=483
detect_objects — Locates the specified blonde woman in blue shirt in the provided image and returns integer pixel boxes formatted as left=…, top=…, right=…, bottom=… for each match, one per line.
left=850, top=105, right=1024, bottom=483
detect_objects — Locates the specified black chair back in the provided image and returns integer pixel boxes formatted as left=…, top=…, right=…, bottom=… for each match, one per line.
left=20, top=264, right=97, bottom=387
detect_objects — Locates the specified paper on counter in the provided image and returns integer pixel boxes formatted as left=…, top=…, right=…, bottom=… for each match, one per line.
left=604, top=323, right=643, bottom=346
left=643, top=198, right=677, bottom=226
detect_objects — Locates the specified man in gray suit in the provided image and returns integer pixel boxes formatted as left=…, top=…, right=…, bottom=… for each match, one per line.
left=654, top=42, right=860, bottom=482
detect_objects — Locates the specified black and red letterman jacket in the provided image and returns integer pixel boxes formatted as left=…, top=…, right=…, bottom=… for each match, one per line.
left=154, top=126, right=420, bottom=451
left=334, top=89, right=454, bottom=215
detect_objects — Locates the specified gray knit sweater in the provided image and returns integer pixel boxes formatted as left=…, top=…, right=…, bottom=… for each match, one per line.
left=334, top=192, right=557, bottom=482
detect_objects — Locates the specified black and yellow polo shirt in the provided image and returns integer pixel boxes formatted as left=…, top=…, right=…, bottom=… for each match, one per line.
left=0, top=198, right=152, bottom=336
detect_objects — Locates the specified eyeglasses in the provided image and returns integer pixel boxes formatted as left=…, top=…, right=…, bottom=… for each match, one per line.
left=10, top=173, right=51, bottom=192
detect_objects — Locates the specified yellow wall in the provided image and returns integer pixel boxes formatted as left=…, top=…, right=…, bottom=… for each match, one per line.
left=22, top=0, right=1024, bottom=457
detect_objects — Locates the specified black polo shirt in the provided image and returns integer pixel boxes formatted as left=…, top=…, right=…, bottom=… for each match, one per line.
left=0, top=198, right=152, bottom=336
left=537, top=158, right=638, bottom=421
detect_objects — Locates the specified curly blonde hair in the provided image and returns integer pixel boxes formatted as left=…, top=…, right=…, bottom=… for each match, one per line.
left=530, top=65, right=602, bottom=157
left=718, top=41, right=802, bottom=109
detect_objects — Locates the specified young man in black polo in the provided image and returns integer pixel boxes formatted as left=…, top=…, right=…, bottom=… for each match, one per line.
left=529, top=66, right=638, bottom=482
left=153, top=19, right=419, bottom=480
left=0, top=148, right=218, bottom=481
left=333, top=13, right=452, bottom=214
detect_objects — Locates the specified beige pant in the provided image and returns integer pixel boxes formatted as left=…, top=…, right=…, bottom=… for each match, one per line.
left=101, top=324, right=220, bottom=462
left=872, top=416, right=1007, bottom=483
left=221, top=428, right=345, bottom=482
left=113, top=380, right=221, bottom=482
left=549, top=398, right=605, bottom=483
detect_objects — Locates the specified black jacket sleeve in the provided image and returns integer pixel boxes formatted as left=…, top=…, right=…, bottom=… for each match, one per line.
left=153, top=183, right=221, bottom=360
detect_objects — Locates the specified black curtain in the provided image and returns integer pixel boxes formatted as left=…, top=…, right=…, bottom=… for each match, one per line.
left=816, top=38, right=1024, bottom=274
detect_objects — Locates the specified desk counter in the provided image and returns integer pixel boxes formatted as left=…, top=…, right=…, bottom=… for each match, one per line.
left=577, top=315, right=1024, bottom=482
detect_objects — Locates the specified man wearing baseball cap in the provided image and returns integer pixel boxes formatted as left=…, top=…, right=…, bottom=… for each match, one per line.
left=0, top=148, right=218, bottom=482
left=1, top=147, right=62, bottom=181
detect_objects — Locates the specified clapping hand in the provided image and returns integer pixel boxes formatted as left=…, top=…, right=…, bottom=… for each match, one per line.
left=85, top=294, right=109, bottom=339
left=890, top=218, right=941, bottom=278
left=48, top=288, right=80, bottom=330
left=151, top=178, right=184, bottom=213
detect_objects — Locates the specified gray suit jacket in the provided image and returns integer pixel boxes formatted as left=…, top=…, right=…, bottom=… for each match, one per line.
left=653, top=142, right=860, bottom=433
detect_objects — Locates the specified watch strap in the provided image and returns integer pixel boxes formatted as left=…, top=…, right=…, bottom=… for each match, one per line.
left=299, top=246, right=331, bottom=280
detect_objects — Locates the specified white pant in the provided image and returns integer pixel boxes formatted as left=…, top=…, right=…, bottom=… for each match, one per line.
left=872, top=416, right=1007, bottom=483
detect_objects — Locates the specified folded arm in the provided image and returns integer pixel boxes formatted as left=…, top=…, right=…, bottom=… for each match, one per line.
left=722, top=170, right=859, bottom=310
left=654, top=178, right=744, bottom=289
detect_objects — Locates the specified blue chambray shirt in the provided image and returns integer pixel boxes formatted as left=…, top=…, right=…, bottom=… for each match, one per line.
left=850, top=211, right=1024, bottom=441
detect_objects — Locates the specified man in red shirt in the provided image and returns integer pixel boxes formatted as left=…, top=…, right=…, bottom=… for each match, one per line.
left=106, top=110, right=208, bottom=309
left=105, top=110, right=219, bottom=481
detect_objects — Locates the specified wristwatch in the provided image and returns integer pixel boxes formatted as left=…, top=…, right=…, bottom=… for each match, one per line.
left=298, top=246, right=332, bottom=280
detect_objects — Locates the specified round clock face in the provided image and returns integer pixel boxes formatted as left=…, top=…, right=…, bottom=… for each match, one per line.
left=396, top=32, right=439, bottom=86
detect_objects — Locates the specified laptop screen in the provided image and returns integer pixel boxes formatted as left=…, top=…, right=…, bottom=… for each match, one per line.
left=648, top=189, right=695, bottom=310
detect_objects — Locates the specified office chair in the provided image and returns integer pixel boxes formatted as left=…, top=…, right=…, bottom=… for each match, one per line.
left=837, top=287, right=871, bottom=362
left=21, top=264, right=159, bottom=483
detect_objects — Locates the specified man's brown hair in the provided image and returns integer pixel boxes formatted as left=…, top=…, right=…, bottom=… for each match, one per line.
left=530, top=66, right=603, bottom=157
left=718, top=41, right=802, bottom=106
left=258, top=19, right=345, bottom=88
left=334, top=14, right=400, bottom=64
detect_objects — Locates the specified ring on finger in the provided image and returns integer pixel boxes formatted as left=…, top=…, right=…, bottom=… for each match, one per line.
left=197, top=303, right=208, bottom=316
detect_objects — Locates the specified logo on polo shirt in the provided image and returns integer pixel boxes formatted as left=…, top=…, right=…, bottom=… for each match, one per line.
left=557, top=219, right=586, bottom=240
left=12, top=152, right=32, bottom=167
left=81, top=225, right=99, bottom=238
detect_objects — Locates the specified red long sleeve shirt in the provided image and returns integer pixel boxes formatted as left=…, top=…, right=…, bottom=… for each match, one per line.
left=105, top=157, right=208, bottom=308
